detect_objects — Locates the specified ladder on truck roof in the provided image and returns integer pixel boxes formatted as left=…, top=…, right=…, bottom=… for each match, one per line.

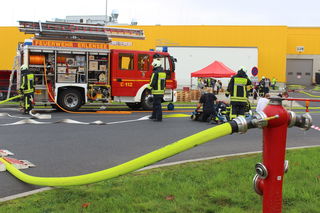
left=19, top=21, right=145, bottom=42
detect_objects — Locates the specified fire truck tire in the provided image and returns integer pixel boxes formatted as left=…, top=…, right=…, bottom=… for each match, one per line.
left=141, top=90, right=153, bottom=110
left=126, top=102, right=142, bottom=110
left=58, top=89, right=82, bottom=111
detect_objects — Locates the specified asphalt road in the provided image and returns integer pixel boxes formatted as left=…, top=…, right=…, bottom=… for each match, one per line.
left=0, top=99, right=319, bottom=198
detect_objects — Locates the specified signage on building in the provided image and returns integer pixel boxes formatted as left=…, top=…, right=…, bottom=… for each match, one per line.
left=296, top=46, right=304, bottom=53
left=32, top=40, right=109, bottom=49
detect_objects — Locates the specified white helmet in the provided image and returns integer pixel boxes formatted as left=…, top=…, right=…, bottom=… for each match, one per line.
left=152, top=59, right=161, bottom=68
left=20, top=64, right=28, bottom=71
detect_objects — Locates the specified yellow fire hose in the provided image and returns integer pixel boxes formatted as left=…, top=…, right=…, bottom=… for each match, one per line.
left=0, top=123, right=232, bottom=186
left=298, top=90, right=320, bottom=98
left=0, top=94, right=22, bottom=105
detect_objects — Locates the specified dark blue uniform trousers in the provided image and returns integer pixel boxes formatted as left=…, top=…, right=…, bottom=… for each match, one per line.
left=151, top=94, right=163, bottom=121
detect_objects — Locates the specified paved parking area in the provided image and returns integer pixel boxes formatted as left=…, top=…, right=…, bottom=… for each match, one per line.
left=0, top=104, right=319, bottom=198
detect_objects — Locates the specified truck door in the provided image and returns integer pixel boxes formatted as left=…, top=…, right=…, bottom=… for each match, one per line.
left=111, top=50, right=150, bottom=97
left=160, top=55, right=177, bottom=89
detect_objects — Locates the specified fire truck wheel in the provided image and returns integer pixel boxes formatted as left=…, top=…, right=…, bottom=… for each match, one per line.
left=58, top=89, right=82, bottom=111
left=126, top=102, right=142, bottom=110
left=141, top=90, right=153, bottom=110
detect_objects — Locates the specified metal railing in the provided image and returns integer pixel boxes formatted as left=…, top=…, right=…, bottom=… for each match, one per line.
left=286, top=98, right=320, bottom=112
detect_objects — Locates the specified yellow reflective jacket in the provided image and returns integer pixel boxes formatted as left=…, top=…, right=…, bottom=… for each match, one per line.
left=227, top=71, right=252, bottom=102
left=149, top=67, right=166, bottom=95
left=20, top=73, right=35, bottom=94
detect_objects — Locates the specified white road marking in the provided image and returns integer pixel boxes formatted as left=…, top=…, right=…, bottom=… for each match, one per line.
left=0, top=116, right=150, bottom=126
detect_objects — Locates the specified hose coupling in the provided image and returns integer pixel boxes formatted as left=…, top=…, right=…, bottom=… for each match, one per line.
left=250, top=111, right=268, bottom=129
left=233, top=116, right=248, bottom=134
left=288, top=111, right=312, bottom=130
left=231, top=112, right=278, bottom=134
left=255, top=162, right=268, bottom=179
left=253, top=174, right=264, bottom=196
left=284, top=160, right=289, bottom=173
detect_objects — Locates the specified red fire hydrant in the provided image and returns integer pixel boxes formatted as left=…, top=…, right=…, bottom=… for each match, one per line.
left=252, top=97, right=312, bottom=213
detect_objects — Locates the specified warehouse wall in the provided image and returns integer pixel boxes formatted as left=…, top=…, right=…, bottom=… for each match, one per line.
left=287, top=27, right=320, bottom=84
left=287, top=27, right=320, bottom=54
left=0, top=27, right=30, bottom=70
left=0, top=25, right=295, bottom=84
left=111, top=25, right=288, bottom=82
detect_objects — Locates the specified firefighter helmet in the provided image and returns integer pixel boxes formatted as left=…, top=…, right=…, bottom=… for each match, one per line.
left=152, top=58, right=161, bottom=68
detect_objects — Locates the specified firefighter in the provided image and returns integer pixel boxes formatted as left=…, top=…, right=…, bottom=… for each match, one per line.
left=20, top=64, right=35, bottom=114
left=226, top=67, right=252, bottom=119
left=195, top=91, right=217, bottom=122
left=148, top=54, right=166, bottom=121
left=259, top=76, right=271, bottom=96
left=271, top=77, right=277, bottom=90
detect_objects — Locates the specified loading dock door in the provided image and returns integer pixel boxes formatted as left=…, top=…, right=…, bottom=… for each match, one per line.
left=286, top=59, right=313, bottom=85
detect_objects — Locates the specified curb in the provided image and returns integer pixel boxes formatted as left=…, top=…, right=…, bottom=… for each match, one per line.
left=0, top=187, right=52, bottom=203
left=139, top=144, right=320, bottom=171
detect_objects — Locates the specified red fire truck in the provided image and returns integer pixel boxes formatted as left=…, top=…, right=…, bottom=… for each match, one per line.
left=13, top=21, right=177, bottom=110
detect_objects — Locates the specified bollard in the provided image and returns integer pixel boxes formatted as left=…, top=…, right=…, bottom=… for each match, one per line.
left=305, top=100, right=310, bottom=112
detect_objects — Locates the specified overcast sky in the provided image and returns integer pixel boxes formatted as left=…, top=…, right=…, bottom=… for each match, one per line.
left=1, top=0, right=320, bottom=26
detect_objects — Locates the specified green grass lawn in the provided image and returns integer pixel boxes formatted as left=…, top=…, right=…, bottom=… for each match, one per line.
left=0, top=147, right=319, bottom=213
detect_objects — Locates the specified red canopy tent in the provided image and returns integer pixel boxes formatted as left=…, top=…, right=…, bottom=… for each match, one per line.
left=191, top=61, right=236, bottom=78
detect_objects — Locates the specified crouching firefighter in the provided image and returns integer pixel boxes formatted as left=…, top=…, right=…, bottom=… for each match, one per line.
left=148, top=54, right=166, bottom=121
left=225, top=67, right=252, bottom=119
left=195, top=91, right=217, bottom=122
left=20, top=64, right=35, bottom=114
